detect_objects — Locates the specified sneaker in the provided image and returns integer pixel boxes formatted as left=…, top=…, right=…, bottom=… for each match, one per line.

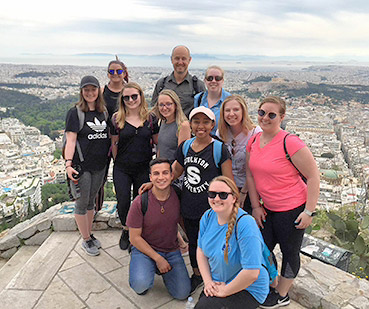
left=260, top=291, right=290, bottom=308
left=119, top=229, right=130, bottom=250
left=190, top=274, right=203, bottom=294
left=90, top=234, right=101, bottom=249
left=81, top=239, right=100, bottom=256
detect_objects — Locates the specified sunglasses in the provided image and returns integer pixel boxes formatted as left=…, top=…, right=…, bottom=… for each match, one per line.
left=208, top=191, right=232, bottom=200
left=258, top=109, right=277, bottom=119
left=122, top=94, right=139, bottom=102
left=231, top=139, right=236, bottom=156
left=108, top=69, right=124, bottom=75
left=158, top=102, right=174, bottom=109
left=206, top=76, right=223, bottom=82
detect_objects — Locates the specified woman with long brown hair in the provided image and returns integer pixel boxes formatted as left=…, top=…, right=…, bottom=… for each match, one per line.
left=64, top=76, right=110, bottom=256
left=111, top=82, right=159, bottom=250
left=195, top=176, right=269, bottom=309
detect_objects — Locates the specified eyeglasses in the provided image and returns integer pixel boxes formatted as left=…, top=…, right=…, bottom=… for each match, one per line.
left=108, top=69, right=124, bottom=75
left=122, top=94, right=139, bottom=102
left=208, top=191, right=232, bottom=200
left=206, top=76, right=223, bottom=82
left=158, top=103, right=174, bottom=109
left=258, top=109, right=277, bottom=119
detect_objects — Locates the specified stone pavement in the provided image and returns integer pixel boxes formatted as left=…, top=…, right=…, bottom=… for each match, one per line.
left=0, top=230, right=307, bottom=309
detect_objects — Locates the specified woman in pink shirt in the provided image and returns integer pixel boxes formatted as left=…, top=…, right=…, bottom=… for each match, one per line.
left=244, top=96, right=320, bottom=308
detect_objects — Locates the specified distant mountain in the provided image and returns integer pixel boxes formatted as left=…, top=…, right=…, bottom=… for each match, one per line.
left=70, top=52, right=362, bottom=63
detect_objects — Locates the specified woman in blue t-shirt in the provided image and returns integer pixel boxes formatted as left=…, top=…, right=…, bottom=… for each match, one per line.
left=196, top=176, right=269, bottom=309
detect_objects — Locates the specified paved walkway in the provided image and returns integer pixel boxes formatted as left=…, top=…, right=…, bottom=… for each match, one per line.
left=0, top=230, right=306, bottom=309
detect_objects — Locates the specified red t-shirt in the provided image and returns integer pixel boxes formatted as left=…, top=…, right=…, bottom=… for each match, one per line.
left=246, top=130, right=307, bottom=212
left=126, top=187, right=180, bottom=252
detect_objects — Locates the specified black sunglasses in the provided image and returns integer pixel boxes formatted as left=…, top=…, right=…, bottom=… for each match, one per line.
left=108, top=69, right=124, bottom=75
left=258, top=109, right=277, bottom=119
left=206, top=76, right=223, bottom=82
left=122, top=94, right=139, bottom=102
left=208, top=191, right=232, bottom=200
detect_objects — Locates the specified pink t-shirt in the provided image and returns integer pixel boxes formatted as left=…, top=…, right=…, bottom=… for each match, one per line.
left=246, top=130, right=307, bottom=212
left=126, top=187, right=180, bottom=252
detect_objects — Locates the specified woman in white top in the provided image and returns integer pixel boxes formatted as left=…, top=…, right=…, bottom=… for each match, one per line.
left=217, top=94, right=262, bottom=213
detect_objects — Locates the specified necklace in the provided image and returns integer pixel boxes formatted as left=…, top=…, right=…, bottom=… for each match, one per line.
left=156, top=192, right=171, bottom=214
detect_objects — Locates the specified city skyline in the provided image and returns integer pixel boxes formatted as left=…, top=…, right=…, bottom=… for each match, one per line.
left=1, top=0, right=369, bottom=66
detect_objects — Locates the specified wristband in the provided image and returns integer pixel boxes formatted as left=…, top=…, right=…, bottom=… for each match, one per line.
left=303, top=209, right=317, bottom=217
left=65, top=159, right=72, bottom=162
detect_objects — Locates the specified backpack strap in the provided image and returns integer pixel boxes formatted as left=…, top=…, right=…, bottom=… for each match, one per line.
left=194, top=92, right=204, bottom=108
left=192, top=75, right=200, bottom=97
left=283, top=134, right=307, bottom=183
left=213, top=139, right=223, bottom=168
left=75, top=106, right=85, bottom=162
left=76, top=106, right=85, bottom=132
left=182, top=137, right=196, bottom=157
left=158, top=76, right=168, bottom=93
left=141, top=191, right=149, bottom=216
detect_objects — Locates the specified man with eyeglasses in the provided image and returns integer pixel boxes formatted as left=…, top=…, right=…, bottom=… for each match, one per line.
left=151, top=45, right=205, bottom=117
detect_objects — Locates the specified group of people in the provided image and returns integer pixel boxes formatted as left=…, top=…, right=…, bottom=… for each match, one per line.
left=64, top=45, right=320, bottom=309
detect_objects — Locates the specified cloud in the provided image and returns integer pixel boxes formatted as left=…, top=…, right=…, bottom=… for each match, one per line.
left=1, top=0, right=369, bottom=60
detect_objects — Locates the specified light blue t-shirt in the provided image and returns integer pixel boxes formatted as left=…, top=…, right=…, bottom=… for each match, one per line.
left=198, top=208, right=269, bottom=304
left=194, top=89, right=231, bottom=135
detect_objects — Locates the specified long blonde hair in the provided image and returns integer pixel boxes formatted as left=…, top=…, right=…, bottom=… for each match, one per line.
left=209, top=176, right=240, bottom=264
left=151, top=89, right=188, bottom=127
left=218, top=94, right=255, bottom=142
left=114, top=82, right=149, bottom=129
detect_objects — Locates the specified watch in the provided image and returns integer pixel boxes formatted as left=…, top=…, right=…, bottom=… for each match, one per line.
left=303, top=209, right=317, bottom=217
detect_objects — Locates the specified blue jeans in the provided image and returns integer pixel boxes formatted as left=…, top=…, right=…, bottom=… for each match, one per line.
left=129, top=247, right=191, bottom=300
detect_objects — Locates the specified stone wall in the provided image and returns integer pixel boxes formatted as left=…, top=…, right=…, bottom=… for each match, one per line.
left=0, top=202, right=121, bottom=259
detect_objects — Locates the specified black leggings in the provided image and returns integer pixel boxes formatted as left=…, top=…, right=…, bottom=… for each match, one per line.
left=262, top=204, right=305, bottom=278
left=183, top=217, right=200, bottom=269
left=113, top=165, right=150, bottom=226
left=195, top=290, right=259, bottom=309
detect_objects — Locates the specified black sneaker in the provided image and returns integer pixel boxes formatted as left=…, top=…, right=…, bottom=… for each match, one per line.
left=190, top=274, right=203, bottom=294
left=260, top=291, right=290, bottom=308
left=119, top=229, right=130, bottom=250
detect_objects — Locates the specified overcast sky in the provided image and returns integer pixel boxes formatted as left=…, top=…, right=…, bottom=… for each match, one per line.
left=1, top=0, right=369, bottom=61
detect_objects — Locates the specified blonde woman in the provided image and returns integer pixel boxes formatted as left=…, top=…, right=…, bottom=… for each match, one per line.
left=217, top=95, right=262, bottom=212
left=196, top=176, right=269, bottom=309
left=64, top=76, right=110, bottom=256
left=152, top=89, right=191, bottom=162
left=194, top=65, right=231, bottom=134
left=111, top=82, right=159, bottom=250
